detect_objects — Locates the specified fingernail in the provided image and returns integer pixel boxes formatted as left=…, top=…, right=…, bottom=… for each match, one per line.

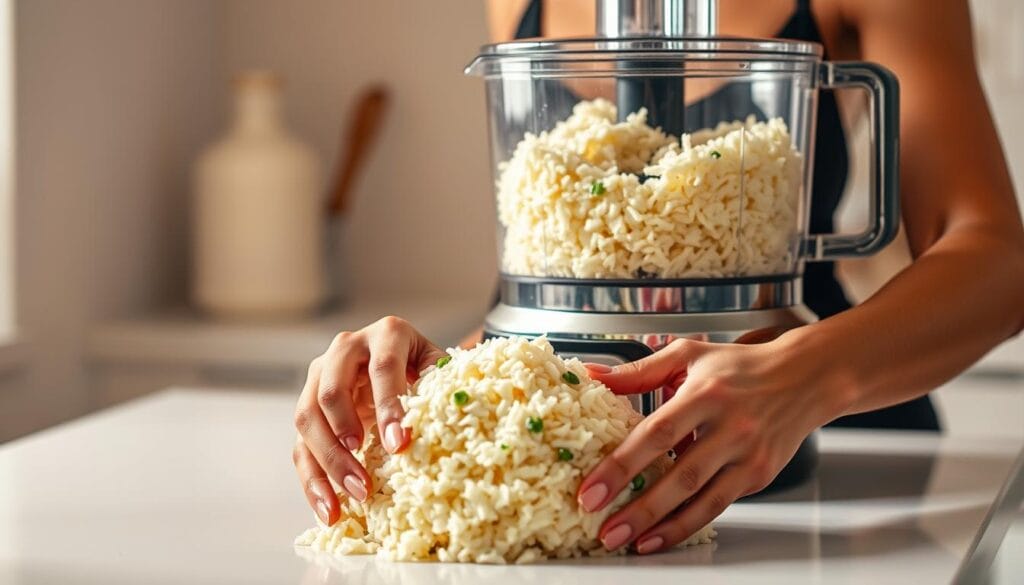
left=584, top=363, right=613, bottom=373
left=343, top=474, right=368, bottom=501
left=579, top=483, right=609, bottom=512
left=315, top=499, right=331, bottom=525
left=384, top=422, right=404, bottom=453
left=308, top=478, right=332, bottom=502
left=342, top=435, right=361, bottom=451
left=636, top=535, right=664, bottom=554
left=602, top=523, right=632, bottom=550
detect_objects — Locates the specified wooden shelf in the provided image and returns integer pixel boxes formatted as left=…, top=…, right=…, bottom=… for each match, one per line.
left=86, top=295, right=488, bottom=405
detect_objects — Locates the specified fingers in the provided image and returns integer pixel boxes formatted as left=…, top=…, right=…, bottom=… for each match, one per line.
left=317, top=345, right=367, bottom=451
left=293, top=316, right=447, bottom=520
left=409, top=338, right=449, bottom=379
left=634, top=464, right=748, bottom=555
left=578, top=390, right=712, bottom=513
left=366, top=317, right=414, bottom=454
left=673, top=429, right=697, bottom=456
left=294, top=388, right=371, bottom=502
left=293, top=438, right=339, bottom=525
left=597, top=430, right=738, bottom=551
left=583, top=338, right=704, bottom=395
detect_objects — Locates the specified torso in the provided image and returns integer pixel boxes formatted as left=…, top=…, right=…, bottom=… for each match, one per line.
left=531, top=0, right=857, bottom=59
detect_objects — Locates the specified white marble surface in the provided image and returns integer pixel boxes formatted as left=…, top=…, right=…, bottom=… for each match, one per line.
left=1, top=389, right=1021, bottom=585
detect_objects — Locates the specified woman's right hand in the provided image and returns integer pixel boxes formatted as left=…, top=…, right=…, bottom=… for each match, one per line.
left=292, top=316, right=447, bottom=525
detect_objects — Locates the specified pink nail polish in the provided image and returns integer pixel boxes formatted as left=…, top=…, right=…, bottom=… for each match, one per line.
left=636, top=535, right=664, bottom=554
left=343, top=474, right=368, bottom=501
left=602, top=524, right=632, bottom=550
left=308, top=478, right=331, bottom=503
left=579, top=483, right=609, bottom=512
left=384, top=422, right=404, bottom=453
left=342, top=435, right=361, bottom=451
left=584, top=363, right=613, bottom=373
left=315, top=499, right=331, bottom=525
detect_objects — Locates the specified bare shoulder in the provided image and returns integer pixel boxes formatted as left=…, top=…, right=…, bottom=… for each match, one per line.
left=837, top=0, right=975, bottom=55
left=836, top=0, right=980, bottom=89
left=486, top=0, right=532, bottom=42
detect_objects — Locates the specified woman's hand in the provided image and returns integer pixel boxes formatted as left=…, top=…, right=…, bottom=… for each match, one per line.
left=577, top=335, right=852, bottom=554
left=292, top=316, right=447, bottom=525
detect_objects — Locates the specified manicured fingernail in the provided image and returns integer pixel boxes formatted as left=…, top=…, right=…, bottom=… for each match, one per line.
left=584, top=363, right=613, bottom=373
left=342, top=435, right=361, bottom=451
left=579, top=483, right=609, bottom=512
left=384, top=422, right=404, bottom=453
left=343, top=474, right=368, bottom=501
left=602, top=523, right=632, bottom=550
left=315, top=499, right=331, bottom=525
left=309, top=478, right=332, bottom=502
left=636, top=535, right=664, bottom=554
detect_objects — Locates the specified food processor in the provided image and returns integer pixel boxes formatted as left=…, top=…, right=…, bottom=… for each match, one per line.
left=466, top=0, right=899, bottom=491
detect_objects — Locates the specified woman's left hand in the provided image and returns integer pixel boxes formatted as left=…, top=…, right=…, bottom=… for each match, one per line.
left=577, top=335, right=852, bottom=554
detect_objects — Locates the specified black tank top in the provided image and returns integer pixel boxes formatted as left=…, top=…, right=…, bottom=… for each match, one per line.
left=513, top=0, right=940, bottom=430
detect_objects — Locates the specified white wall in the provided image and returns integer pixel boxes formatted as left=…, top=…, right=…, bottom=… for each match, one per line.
left=0, top=0, right=222, bottom=440
left=219, top=0, right=497, bottom=300
left=0, top=0, right=498, bottom=441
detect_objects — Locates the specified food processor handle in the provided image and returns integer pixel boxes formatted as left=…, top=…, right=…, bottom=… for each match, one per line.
left=805, top=62, right=900, bottom=260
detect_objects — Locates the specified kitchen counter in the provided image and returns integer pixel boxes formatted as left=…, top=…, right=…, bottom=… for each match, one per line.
left=1, top=389, right=1021, bottom=585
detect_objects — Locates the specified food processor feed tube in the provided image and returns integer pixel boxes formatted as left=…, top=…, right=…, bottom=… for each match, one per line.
left=600, top=0, right=715, bottom=136
left=467, top=0, right=899, bottom=493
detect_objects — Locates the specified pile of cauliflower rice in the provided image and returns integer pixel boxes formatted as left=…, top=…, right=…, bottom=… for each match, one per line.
left=496, top=98, right=802, bottom=279
left=295, top=336, right=715, bottom=564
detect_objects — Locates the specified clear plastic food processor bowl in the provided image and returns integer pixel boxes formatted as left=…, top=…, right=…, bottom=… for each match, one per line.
left=466, top=0, right=899, bottom=287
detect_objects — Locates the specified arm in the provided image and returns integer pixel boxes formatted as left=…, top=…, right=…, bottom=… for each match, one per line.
left=802, top=0, right=1024, bottom=414
left=577, top=0, right=1024, bottom=554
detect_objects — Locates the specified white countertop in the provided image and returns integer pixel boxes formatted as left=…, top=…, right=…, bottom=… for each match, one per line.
left=1, top=389, right=1021, bottom=585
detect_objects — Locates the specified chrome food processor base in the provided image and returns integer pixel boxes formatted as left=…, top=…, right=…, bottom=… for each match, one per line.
left=483, top=277, right=819, bottom=495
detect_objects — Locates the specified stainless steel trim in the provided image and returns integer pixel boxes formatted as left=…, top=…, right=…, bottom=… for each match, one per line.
left=484, top=304, right=816, bottom=337
left=499, top=278, right=799, bottom=313
left=597, top=0, right=717, bottom=38
left=484, top=303, right=817, bottom=414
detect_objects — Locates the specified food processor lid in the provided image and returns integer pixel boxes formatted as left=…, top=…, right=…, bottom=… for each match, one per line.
left=466, top=0, right=822, bottom=76
left=468, top=37, right=821, bottom=63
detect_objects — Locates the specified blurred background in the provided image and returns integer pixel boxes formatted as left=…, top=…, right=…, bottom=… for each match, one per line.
left=0, top=0, right=1019, bottom=442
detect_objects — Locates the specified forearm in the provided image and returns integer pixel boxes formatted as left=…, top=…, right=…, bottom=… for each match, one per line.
left=781, top=224, right=1024, bottom=418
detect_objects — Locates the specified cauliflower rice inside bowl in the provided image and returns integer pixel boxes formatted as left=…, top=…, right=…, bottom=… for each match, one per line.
left=295, top=336, right=715, bottom=564
left=496, top=98, right=803, bottom=279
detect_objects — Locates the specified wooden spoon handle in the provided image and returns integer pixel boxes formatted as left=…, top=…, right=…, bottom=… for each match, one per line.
left=326, top=84, right=391, bottom=216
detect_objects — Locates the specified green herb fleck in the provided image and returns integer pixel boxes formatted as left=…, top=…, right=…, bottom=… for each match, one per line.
left=709, top=150, right=722, bottom=159
left=630, top=474, right=646, bottom=491
left=451, top=390, right=469, bottom=406
left=436, top=355, right=452, bottom=368
left=557, top=448, right=574, bottom=461
left=589, top=181, right=606, bottom=196
left=561, top=371, right=580, bottom=385
left=527, top=416, right=544, bottom=433
left=500, top=443, right=510, bottom=450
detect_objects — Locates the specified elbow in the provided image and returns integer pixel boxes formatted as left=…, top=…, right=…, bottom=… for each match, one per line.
left=977, top=223, right=1024, bottom=338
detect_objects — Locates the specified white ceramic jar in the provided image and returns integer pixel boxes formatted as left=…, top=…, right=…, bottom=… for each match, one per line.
left=193, top=71, right=324, bottom=319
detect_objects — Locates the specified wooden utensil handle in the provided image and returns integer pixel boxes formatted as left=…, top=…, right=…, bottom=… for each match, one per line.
left=327, top=84, right=391, bottom=216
